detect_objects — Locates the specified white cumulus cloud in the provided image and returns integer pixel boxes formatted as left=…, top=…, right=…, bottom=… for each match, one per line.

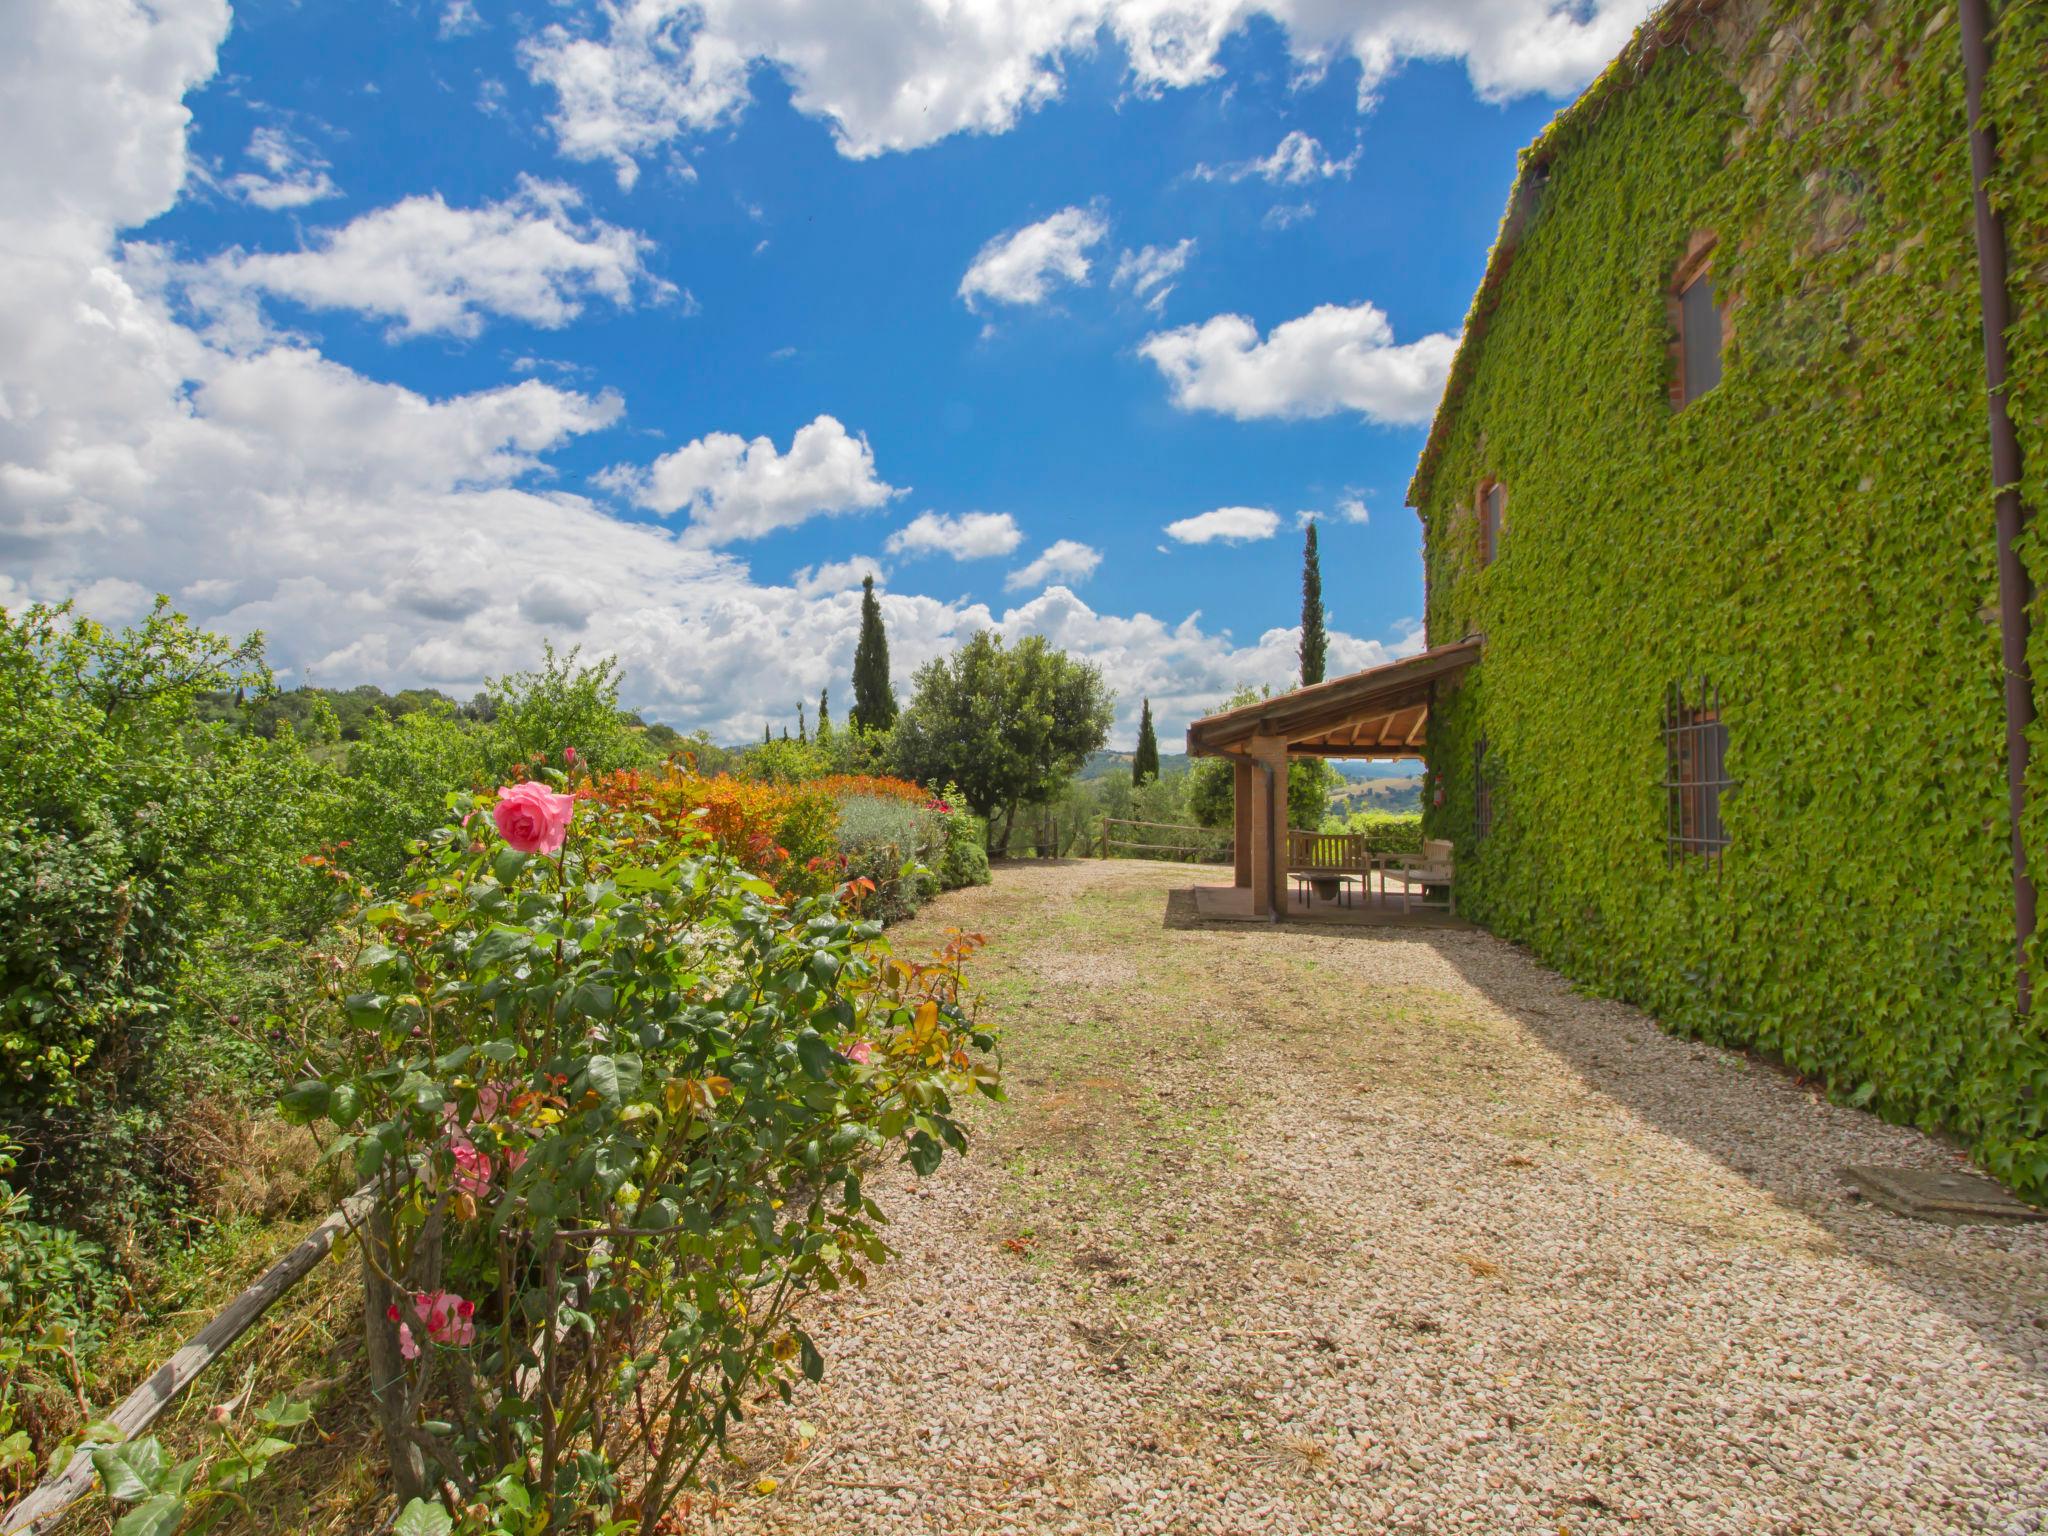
left=790, top=555, right=888, bottom=597
left=1111, top=239, right=1193, bottom=315
left=224, top=126, right=340, bottom=209
left=959, top=206, right=1108, bottom=311
left=187, top=177, right=660, bottom=340
left=1140, top=302, right=1456, bottom=425
left=519, top=0, right=1653, bottom=183
left=601, top=415, right=904, bottom=546
left=1194, top=129, right=1356, bottom=186
left=886, top=510, right=1023, bottom=560
left=1005, top=539, right=1102, bottom=591
left=0, top=0, right=1442, bottom=752
left=1165, top=506, right=1281, bottom=545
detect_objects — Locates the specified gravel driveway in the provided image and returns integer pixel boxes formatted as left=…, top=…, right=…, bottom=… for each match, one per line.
left=705, top=859, right=2048, bottom=1535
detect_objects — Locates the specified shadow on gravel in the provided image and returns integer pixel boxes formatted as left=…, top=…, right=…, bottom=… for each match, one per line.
left=1161, top=884, right=2048, bottom=1378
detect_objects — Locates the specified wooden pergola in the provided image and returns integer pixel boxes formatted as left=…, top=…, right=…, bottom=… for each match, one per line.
left=1183, top=638, right=1481, bottom=918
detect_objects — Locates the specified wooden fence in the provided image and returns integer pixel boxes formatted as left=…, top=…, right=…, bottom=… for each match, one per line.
left=1, top=1172, right=403, bottom=1536
left=1096, top=817, right=1232, bottom=863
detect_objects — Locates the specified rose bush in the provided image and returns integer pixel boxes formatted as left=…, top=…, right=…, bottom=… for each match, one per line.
left=283, top=771, right=998, bottom=1532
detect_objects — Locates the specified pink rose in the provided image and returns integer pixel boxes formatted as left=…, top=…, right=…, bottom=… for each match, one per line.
left=563, top=746, right=578, bottom=766
left=410, top=1290, right=477, bottom=1348
left=493, top=781, right=575, bottom=854
left=844, top=1040, right=873, bottom=1065
left=398, top=1322, right=419, bottom=1361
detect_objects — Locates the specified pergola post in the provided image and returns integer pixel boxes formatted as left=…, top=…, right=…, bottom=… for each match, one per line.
left=1232, top=760, right=1253, bottom=888
left=1246, top=734, right=1290, bottom=918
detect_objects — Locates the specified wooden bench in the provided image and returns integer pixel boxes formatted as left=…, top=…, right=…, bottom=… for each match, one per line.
left=1287, top=830, right=1374, bottom=907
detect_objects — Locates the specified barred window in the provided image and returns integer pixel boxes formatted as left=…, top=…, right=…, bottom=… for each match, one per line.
left=1474, top=735, right=1496, bottom=841
left=1664, top=681, right=1732, bottom=859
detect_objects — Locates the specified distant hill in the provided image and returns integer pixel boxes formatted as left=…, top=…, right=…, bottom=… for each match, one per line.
left=1329, top=775, right=1423, bottom=814
left=1081, top=749, right=1188, bottom=780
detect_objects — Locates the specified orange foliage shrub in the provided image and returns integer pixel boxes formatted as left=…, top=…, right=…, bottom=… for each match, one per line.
left=592, top=768, right=842, bottom=893
left=809, top=774, right=929, bottom=805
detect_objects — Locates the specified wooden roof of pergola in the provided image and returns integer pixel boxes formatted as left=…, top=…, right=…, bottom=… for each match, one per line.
left=1184, top=637, right=1481, bottom=759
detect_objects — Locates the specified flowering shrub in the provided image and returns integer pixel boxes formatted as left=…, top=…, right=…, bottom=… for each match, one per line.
left=283, top=777, right=997, bottom=1530
left=591, top=770, right=841, bottom=895
left=808, top=775, right=928, bottom=806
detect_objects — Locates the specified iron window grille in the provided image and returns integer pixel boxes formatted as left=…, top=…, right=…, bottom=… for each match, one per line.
left=1474, top=735, right=1496, bottom=841
left=1664, top=680, right=1733, bottom=860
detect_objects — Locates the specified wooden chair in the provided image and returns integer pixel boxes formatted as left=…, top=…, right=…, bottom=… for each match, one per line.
left=1383, top=838, right=1454, bottom=914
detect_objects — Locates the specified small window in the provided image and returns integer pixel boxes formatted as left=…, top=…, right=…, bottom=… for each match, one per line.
left=1679, top=271, right=1723, bottom=402
left=1664, top=681, right=1732, bottom=860
left=1670, top=236, right=1726, bottom=409
left=1474, top=735, right=1496, bottom=841
left=1478, top=479, right=1506, bottom=565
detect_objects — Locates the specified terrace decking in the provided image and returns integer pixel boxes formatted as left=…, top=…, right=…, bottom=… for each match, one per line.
left=1188, top=880, right=1470, bottom=928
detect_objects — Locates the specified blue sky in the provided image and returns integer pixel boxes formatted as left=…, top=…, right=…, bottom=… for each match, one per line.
left=1, top=0, right=1655, bottom=745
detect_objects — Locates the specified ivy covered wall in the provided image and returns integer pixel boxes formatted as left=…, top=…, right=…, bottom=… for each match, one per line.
left=1412, top=0, right=2048, bottom=1194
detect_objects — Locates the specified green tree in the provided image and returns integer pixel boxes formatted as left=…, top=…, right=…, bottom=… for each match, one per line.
left=1300, top=520, right=1327, bottom=686
left=892, top=632, right=1113, bottom=855
left=850, top=575, right=897, bottom=732
left=816, top=686, right=832, bottom=743
left=484, top=644, right=652, bottom=775
left=1184, top=683, right=1332, bottom=833
left=1132, top=698, right=1160, bottom=784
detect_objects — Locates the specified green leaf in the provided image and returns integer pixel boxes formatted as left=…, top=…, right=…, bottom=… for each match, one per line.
left=394, top=1498, right=454, bottom=1536
left=94, top=1439, right=165, bottom=1502
left=795, top=1032, right=835, bottom=1081
left=279, top=1080, right=331, bottom=1125
left=254, top=1394, right=311, bottom=1430
left=326, top=1083, right=362, bottom=1130
left=492, top=849, right=530, bottom=886
left=570, top=981, right=616, bottom=1020
left=113, top=1494, right=185, bottom=1536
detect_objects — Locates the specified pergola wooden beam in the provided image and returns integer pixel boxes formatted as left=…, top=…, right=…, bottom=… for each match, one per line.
left=1185, top=637, right=1481, bottom=919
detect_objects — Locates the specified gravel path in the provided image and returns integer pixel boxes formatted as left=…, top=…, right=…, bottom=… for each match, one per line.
left=703, top=860, right=2048, bottom=1535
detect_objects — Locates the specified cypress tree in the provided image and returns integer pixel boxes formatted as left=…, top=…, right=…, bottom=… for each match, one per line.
left=851, top=574, right=898, bottom=731
left=763, top=723, right=771, bottom=744
left=797, top=701, right=807, bottom=743
left=817, top=687, right=831, bottom=733
left=1299, top=520, right=1327, bottom=687
left=1132, top=698, right=1160, bottom=785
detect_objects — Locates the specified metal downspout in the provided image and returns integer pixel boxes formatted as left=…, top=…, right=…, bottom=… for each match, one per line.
left=1961, top=0, right=2035, bottom=1013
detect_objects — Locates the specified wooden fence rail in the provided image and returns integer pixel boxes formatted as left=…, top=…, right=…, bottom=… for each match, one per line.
left=1096, top=817, right=1231, bottom=863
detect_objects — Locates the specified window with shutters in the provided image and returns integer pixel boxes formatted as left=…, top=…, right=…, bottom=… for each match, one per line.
left=1664, top=681, right=1732, bottom=860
